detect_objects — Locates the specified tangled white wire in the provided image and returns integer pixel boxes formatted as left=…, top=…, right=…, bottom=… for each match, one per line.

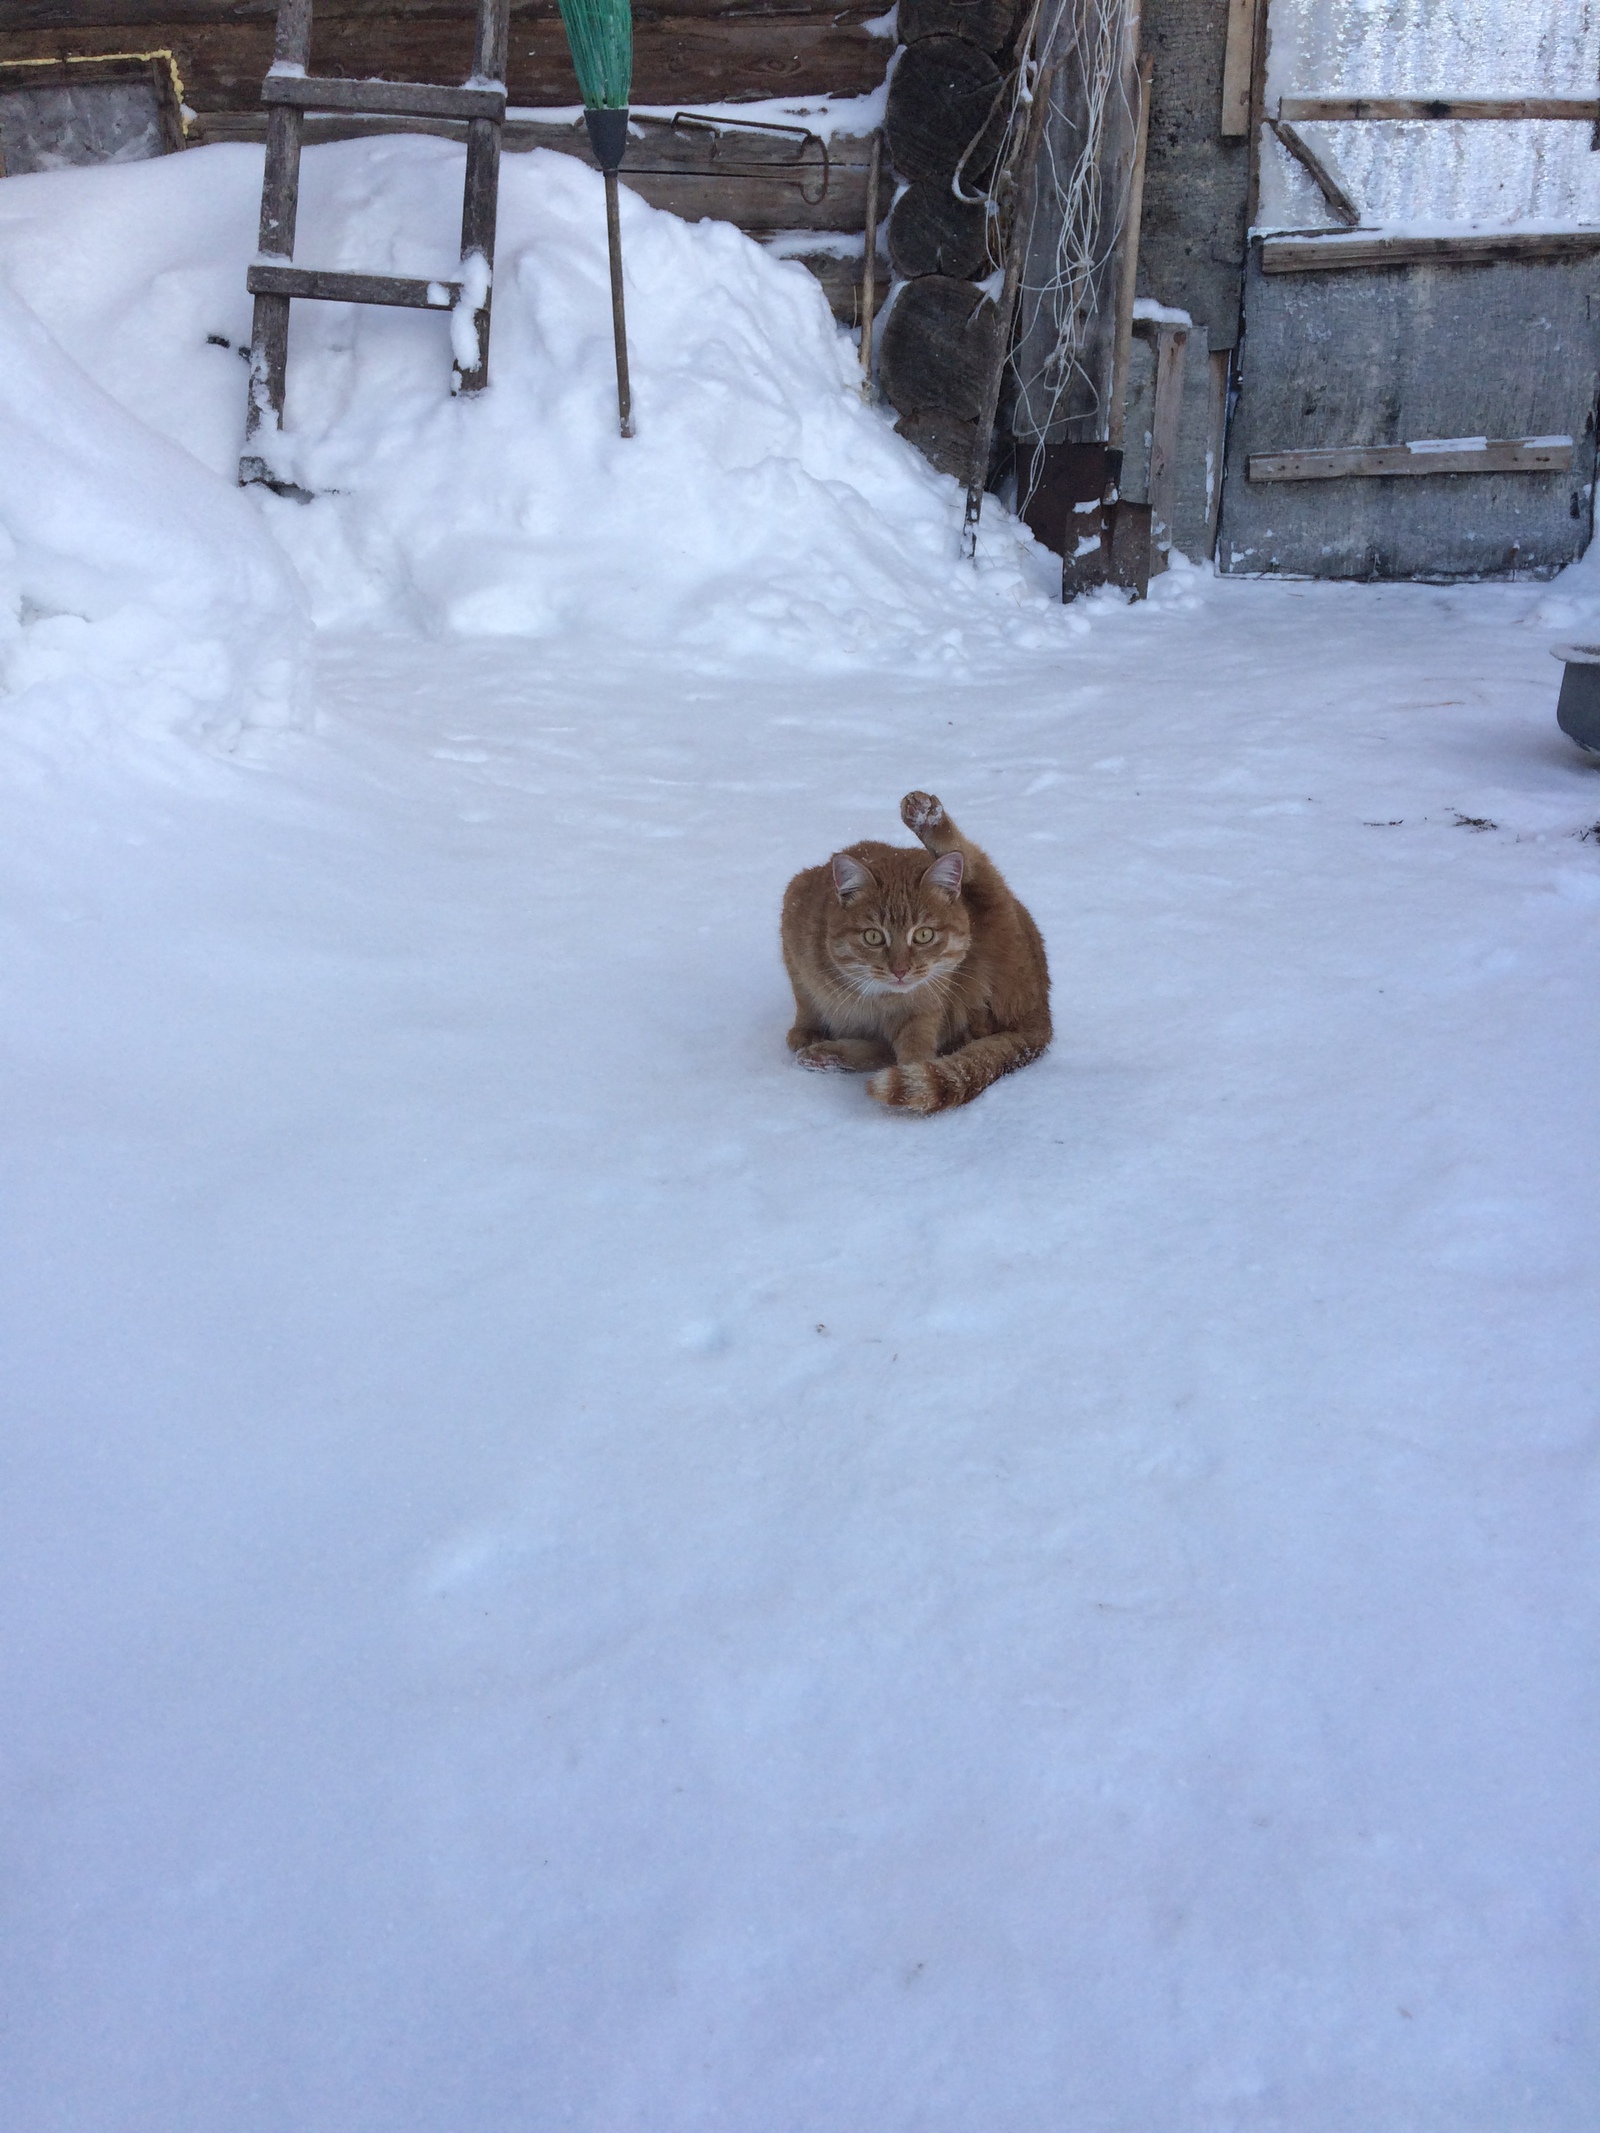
left=950, top=0, right=1138, bottom=516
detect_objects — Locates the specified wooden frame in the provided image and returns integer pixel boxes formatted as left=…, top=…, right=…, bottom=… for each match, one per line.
left=240, top=0, right=508, bottom=488
left=1277, top=96, right=1599, bottom=124
left=247, top=265, right=461, bottom=310
left=1106, top=53, right=1155, bottom=454
left=1132, top=313, right=1188, bottom=570
left=0, top=50, right=187, bottom=169
left=1261, top=229, right=1600, bottom=274
left=1242, top=0, right=1270, bottom=230
left=1219, top=0, right=1256, bottom=139
left=259, top=73, right=504, bottom=123
left=1261, top=98, right=1600, bottom=233
left=1268, top=118, right=1359, bottom=225
left=1249, top=436, right=1573, bottom=482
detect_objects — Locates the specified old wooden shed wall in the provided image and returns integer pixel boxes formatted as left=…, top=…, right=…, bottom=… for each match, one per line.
left=0, top=2, right=890, bottom=119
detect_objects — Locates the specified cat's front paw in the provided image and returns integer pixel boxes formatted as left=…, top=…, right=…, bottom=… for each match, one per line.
left=900, top=790, right=946, bottom=835
left=795, top=1042, right=853, bottom=1073
left=867, top=1063, right=943, bottom=1114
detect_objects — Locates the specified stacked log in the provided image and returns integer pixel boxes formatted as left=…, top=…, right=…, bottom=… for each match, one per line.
left=877, top=0, right=1021, bottom=476
left=0, top=2, right=892, bottom=118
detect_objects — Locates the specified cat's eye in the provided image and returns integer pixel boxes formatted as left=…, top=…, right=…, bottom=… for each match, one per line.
left=912, top=927, right=936, bottom=945
left=862, top=928, right=886, bottom=946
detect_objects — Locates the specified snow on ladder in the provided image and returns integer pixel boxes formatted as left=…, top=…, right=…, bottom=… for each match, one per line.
left=240, top=0, right=511, bottom=489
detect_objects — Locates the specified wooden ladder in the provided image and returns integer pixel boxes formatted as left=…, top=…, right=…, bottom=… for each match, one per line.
left=240, top=0, right=512, bottom=488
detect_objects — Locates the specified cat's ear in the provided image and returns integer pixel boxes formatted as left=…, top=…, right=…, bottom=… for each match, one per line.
left=923, top=851, right=964, bottom=897
left=831, top=852, right=877, bottom=901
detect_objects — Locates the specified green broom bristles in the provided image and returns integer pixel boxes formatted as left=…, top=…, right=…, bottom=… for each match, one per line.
left=559, top=0, right=635, bottom=435
left=556, top=0, right=633, bottom=110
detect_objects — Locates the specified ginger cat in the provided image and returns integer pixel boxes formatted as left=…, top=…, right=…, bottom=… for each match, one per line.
left=781, top=791, right=1050, bottom=1114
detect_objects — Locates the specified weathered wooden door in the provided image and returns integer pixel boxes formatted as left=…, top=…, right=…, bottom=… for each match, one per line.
left=1218, top=0, right=1600, bottom=580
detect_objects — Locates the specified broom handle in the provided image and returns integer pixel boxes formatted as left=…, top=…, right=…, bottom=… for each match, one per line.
left=604, top=167, right=634, bottom=439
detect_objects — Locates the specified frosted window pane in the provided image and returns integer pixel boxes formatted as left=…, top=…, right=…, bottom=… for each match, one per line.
left=0, top=81, right=167, bottom=177
left=1257, top=0, right=1600, bottom=231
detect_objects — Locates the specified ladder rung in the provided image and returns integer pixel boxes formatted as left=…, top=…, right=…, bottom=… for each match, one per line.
left=247, top=264, right=464, bottom=310
left=261, top=75, right=506, bottom=122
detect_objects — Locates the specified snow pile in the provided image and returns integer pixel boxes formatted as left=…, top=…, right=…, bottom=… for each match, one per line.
left=255, top=138, right=1060, bottom=659
left=0, top=136, right=1066, bottom=713
left=4, top=585, right=1599, bottom=2131
left=3, top=122, right=1600, bottom=2133
left=0, top=282, right=308, bottom=760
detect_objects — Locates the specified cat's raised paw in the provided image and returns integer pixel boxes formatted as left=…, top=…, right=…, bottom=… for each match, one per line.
left=867, top=1062, right=944, bottom=1114
left=900, top=791, right=945, bottom=835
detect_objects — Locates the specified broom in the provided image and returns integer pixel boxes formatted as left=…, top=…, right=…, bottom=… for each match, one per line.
left=557, top=0, right=635, bottom=437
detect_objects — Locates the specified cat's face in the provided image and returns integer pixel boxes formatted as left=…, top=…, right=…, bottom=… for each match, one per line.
left=827, top=850, right=971, bottom=996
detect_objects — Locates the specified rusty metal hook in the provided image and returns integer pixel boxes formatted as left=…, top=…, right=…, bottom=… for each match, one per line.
left=669, top=110, right=830, bottom=204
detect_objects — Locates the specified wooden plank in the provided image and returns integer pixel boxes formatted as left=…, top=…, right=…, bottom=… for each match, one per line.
left=1107, top=52, right=1154, bottom=452
left=1218, top=0, right=1254, bottom=138
left=247, top=262, right=462, bottom=306
left=454, top=0, right=508, bottom=394
left=2, top=23, right=272, bottom=111
left=1248, top=437, right=1574, bottom=482
left=0, top=18, right=889, bottom=111
left=1108, top=498, right=1152, bottom=597
left=194, top=107, right=877, bottom=231
left=5, top=1, right=881, bottom=27
left=217, top=108, right=874, bottom=175
left=202, top=107, right=875, bottom=172
left=1269, top=118, right=1359, bottom=225
left=522, top=112, right=870, bottom=233
left=1277, top=95, right=1599, bottom=124
left=242, top=0, right=311, bottom=469
left=858, top=129, right=880, bottom=379
left=1133, top=317, right=1188, bottom=565
left=261, top=73, right=506, bottom=119
left=1202, top=347, right=1229, bottom=559
left=1242, top=0, right=1268, bottom=229
left=424, top=20, right=899, bottom=107
left=1262, top=229, right=1600, bottom=274
left=257, top=0, right=311, bottom=257
left=0, top=50, right=161, bottom=82
left=473, top=0, right=508, bottom=95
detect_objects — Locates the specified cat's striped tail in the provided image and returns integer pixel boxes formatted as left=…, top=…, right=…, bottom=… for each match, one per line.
left=866, top=1029, right=1049, bottom=1115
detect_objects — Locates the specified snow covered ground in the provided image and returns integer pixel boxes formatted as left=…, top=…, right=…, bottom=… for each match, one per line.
left=3, top=138, right=1600, bottom=2131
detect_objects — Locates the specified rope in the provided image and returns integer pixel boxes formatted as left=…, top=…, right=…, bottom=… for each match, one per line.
left=941, top=0, right=1138, bottom=527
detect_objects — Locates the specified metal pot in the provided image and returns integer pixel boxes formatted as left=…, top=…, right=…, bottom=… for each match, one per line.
left=1552, top=644, right=1600, bottom=758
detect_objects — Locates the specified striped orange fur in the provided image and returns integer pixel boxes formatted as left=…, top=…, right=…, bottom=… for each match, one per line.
left=781, top=791, right=1050, bottom=1114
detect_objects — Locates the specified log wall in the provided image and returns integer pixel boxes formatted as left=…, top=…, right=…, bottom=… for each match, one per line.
left=1, top=3, right=895, bottom=323
left=0, top=3, right=891, bottom=115
left=875, top=2, right=1021, bottom=476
